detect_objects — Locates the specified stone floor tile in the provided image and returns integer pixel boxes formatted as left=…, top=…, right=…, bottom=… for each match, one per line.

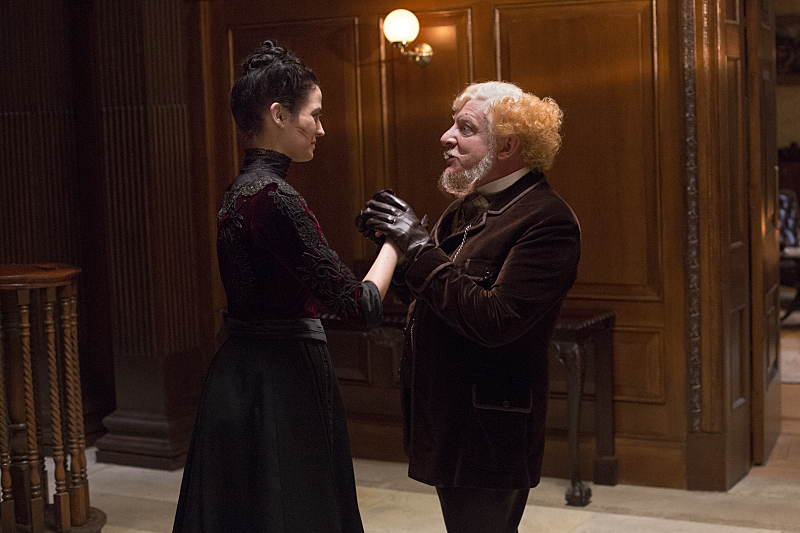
left=357, top=486, right=446, bottom=532
left=91, top=492, right=177, bottom=533
left=518, top=504, right=593, bottom=532
left=88, top=464, right=184, bottom=502
left=570, top=513, right=782, bottom=533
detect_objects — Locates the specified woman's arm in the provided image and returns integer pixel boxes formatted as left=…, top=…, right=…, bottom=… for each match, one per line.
left=363, top=239, right=401, bottom=300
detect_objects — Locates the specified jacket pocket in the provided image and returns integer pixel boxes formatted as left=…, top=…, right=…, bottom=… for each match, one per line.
left=466, top=384, right=532, bottom=470
left=472, top=384, right=533, bottom=413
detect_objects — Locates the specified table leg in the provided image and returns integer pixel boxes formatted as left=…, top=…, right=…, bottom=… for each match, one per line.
left=60, top=287, right=86, bottom=527
left=555, top=340, right=591, bottom=506
left=592, top=328, right=618, bottom=486
left=0, top=305, right=16, bottom=532
left=44, top=287, right=71, bottom=533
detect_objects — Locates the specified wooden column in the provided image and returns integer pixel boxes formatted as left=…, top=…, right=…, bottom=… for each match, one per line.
left=83, top=0, right=215, bottom=470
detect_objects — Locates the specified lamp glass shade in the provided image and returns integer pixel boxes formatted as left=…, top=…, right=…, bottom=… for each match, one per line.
left=383, top=9, right=419, bottom=43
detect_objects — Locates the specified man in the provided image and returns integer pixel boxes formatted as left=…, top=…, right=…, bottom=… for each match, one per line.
left=361, top=81, right=581, bottom=533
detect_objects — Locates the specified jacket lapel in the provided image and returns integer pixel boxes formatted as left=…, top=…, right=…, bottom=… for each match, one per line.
left=433, top=170, right=546, bottom=251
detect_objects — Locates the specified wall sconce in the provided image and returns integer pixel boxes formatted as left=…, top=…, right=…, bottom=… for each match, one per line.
left=383, top=9, right=433, bottom=66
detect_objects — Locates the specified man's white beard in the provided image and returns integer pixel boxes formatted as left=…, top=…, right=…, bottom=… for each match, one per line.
left=439, top=150, right=494, bottom=198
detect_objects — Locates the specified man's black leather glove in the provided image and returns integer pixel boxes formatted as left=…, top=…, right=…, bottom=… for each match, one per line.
left=363, top=190, right=434, bottom=262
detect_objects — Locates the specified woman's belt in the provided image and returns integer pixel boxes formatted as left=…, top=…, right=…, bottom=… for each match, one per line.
left=225, top=316, right=327, bottom=342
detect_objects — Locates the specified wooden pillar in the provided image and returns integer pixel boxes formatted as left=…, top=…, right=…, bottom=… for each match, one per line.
left=83, top=0, right=215, bottom=470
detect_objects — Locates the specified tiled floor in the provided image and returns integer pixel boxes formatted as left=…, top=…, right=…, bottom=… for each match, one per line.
left=71, top=331, right=800, bottom=533
left=80, top=439, right=800, bottom=533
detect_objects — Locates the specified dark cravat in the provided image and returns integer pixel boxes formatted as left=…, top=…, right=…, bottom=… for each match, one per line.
left=452, top=192, right=489, bottom=233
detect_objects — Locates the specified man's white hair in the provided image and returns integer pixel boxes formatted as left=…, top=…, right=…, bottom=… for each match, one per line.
left=452, top=81, right=524, bottom=112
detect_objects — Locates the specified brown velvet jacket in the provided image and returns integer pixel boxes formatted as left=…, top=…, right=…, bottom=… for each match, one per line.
left=400, top=170, right=581, bottom=489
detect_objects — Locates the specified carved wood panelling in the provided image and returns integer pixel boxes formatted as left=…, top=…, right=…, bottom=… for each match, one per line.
left=496, top=1, right=660, bottom=300
left=682, top=0, right=703, bottom=434
left=326, top=323, right=404, bottom=420
left=89, top=0, right=217, bottom=468
left=726, top=55, right=747, bottom=245
left=715, top=4, right=753, bottom=483
left=228, top=19, right=363, bottom=267
left=327, top=329, right=371, bottom=382
left=96, top=0, right=201, bottom=360
left=0, top=0, right=79, bottom=264
left=729, top=305, right=747, bottom=408
left=612, top=327, right=664, bottom=403
left=382, top=9, right=473, bottom=224
left=749, top=0, right=780, bottom=466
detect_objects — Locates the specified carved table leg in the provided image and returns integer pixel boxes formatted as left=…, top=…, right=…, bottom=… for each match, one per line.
left=20, top=290, right=45, bottom=532
left=60, top=287, right=86, bottom=527
left=67, top=289, right=89, bottom=514
left=592, top=326, right=618, bottom=486
left=555, top=340, right=592, bottom=506
left=3, top=288, right=46, bottom=531
left=0, top=265, right=105, bottom=532
left=45, top=287, right=71, bottom=533
left=0, top=311, right=16, bottom=532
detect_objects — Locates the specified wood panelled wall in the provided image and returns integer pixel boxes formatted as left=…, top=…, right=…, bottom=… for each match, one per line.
left=0, top=0, right=779, bottom=490
left=1, top=0, right=217, bottom=469
left=0, top=0, right=114, bottom=441
left=195, top=0, right=780, bottom=489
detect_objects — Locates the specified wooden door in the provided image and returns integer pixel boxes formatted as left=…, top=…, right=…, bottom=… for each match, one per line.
left=721, top=0, right=754, bottom=486
left=748, top=0, right=781, bottom=465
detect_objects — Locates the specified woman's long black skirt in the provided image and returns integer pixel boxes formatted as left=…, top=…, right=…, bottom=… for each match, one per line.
left=172, top=334, right=365, bottom=533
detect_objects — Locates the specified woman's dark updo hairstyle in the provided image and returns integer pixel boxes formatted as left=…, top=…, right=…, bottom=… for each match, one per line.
left=230, top=40, right=319, bottom=139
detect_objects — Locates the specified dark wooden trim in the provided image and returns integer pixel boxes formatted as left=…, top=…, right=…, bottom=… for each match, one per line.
left=682, top=0, right=703, bottom=434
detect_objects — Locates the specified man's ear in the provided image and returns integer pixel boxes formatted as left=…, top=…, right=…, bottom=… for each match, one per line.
left=496, top=134, right=521, bottom=161
left=269, top=102, right=285, bottom=126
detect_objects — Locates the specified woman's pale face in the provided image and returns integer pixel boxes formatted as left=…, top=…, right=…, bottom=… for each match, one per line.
left=281, top=85, right=324, bottom=162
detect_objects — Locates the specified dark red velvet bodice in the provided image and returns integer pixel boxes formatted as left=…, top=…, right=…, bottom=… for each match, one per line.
left=217, top=149, right=379, bottom=325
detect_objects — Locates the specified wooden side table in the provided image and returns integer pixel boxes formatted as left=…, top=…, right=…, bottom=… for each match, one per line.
left=551, top=308, right=617, bottom=506
left=0, top=264, right=105, bottom=533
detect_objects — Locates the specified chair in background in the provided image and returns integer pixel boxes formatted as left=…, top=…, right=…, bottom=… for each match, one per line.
left=779, top=189, right=800, bottom=320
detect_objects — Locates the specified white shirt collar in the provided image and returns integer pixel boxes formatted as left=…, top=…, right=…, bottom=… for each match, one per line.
left=478, top=167, right=531, bottom=195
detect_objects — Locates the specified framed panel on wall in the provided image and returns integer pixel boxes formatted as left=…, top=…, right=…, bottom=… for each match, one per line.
left=777, top=15, right=800, bottom=85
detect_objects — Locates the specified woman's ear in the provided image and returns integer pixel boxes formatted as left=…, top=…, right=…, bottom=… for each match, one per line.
left=269, top=102, right=285, bottom=128
left=496, top=134, right=521, bottom=161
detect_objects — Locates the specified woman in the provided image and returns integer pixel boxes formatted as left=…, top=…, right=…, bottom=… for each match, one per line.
left=172, top=40, right=400, bottom=533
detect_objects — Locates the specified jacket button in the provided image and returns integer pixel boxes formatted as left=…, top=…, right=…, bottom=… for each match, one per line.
left=483, top=270, right=491, bottom=279
left=502, top=400, right=510, bottom=408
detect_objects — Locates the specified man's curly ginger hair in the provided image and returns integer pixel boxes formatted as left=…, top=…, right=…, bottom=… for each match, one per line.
left=452, top=81, right=563, bottom=171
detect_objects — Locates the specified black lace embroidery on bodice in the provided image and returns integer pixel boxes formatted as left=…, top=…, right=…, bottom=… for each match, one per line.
left=217, top=149, right=360, bottom=317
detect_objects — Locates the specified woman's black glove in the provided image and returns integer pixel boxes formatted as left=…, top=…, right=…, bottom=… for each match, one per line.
left=355, top=190, right=391, bottom=247
left=363, top=190, right=433, bottom=262
left=355, top=210, right=386, bottom=247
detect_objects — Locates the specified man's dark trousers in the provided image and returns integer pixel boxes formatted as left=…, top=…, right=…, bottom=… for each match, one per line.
left=436, top=486, right=530, bottom=533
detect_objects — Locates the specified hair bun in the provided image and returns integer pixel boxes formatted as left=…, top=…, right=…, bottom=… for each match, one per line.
left=242, top=40, right=289, bottom=74
left=231, top=40, right=318, bottom=139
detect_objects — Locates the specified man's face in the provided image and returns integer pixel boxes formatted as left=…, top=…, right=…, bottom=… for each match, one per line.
left=439, top=99, right=494, bottom=197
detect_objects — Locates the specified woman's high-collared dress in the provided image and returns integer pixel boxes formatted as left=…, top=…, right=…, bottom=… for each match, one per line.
left=173, top=149, right=380, bottom=533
